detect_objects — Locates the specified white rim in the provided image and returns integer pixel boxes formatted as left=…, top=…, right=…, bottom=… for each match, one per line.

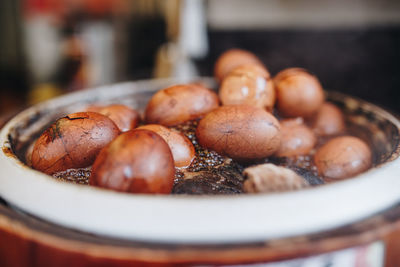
left=0, top=79, right=399, bottom=244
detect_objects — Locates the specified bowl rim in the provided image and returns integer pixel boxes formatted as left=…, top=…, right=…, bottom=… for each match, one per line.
left=0, top=78, right=399, bottom=244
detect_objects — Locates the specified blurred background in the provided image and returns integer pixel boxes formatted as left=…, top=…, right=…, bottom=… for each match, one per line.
left=0, top=0, right=399, bottom=120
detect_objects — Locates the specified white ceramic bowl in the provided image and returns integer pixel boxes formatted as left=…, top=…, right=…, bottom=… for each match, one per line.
left=0, top=78, right=399, bottom=244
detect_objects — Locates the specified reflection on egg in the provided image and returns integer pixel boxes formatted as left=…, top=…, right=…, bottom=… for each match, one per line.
left=274, top=68, right=324, bottom=118
left=219, top=64, right=275, bottom=111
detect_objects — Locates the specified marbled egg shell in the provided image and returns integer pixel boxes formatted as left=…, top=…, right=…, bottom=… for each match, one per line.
left=196, top=105, right=281, bottom=161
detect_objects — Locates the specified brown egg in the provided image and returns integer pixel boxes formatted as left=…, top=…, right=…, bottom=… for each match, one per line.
left=138, top=124, right=195, bottom=168
left=275, top=118, right=316, bottom=157
left=145, top=84, right=219, bottom=126
left=196, top=105, right=281, bottom=161
left=312, top=102, right=345, bottom=135
left=274, top=68, right=324, bottom=118
left=31, top=112, right=120, bottom=174
left=90, top=129, right=175, bottom=194
left=219, top=64, right=275, bottom=111
left=214, top=49, right=264, bottom=82
left=87, top=104, right=140, bottom=132
left=314, top=136, right=372, bottom=179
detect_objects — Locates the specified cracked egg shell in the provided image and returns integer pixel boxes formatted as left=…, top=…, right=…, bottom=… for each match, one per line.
left=314, top=136, right=372, bottom=179
left=138, top=124, right=195, bottom=168
left=87, top=104, right=140, bottom=132
left=214, top=49, right=264, bottom=82
left=31, top=112, right=120, bottom=175
left=219, top=64, right=275, bottom=111
left=196, top=105, right=281, bottom=161
left=145, top=84, right=219, bottom=126
left=90, top=129, right=175, bottom=194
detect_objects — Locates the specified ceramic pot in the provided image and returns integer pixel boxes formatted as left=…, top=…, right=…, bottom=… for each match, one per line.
left=0, top=78, right=399, bottom=265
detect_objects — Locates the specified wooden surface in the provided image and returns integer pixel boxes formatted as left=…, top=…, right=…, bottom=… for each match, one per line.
left=384, top=229, right=400, bottom=267
left=1, top=198, right=400, bottom=266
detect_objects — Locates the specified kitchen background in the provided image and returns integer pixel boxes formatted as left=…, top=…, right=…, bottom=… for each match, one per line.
left=0, top=0, right=399, bottom=118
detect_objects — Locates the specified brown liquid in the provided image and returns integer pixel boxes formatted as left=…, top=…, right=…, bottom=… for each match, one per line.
left=52, top=119, right=329, bottom=194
